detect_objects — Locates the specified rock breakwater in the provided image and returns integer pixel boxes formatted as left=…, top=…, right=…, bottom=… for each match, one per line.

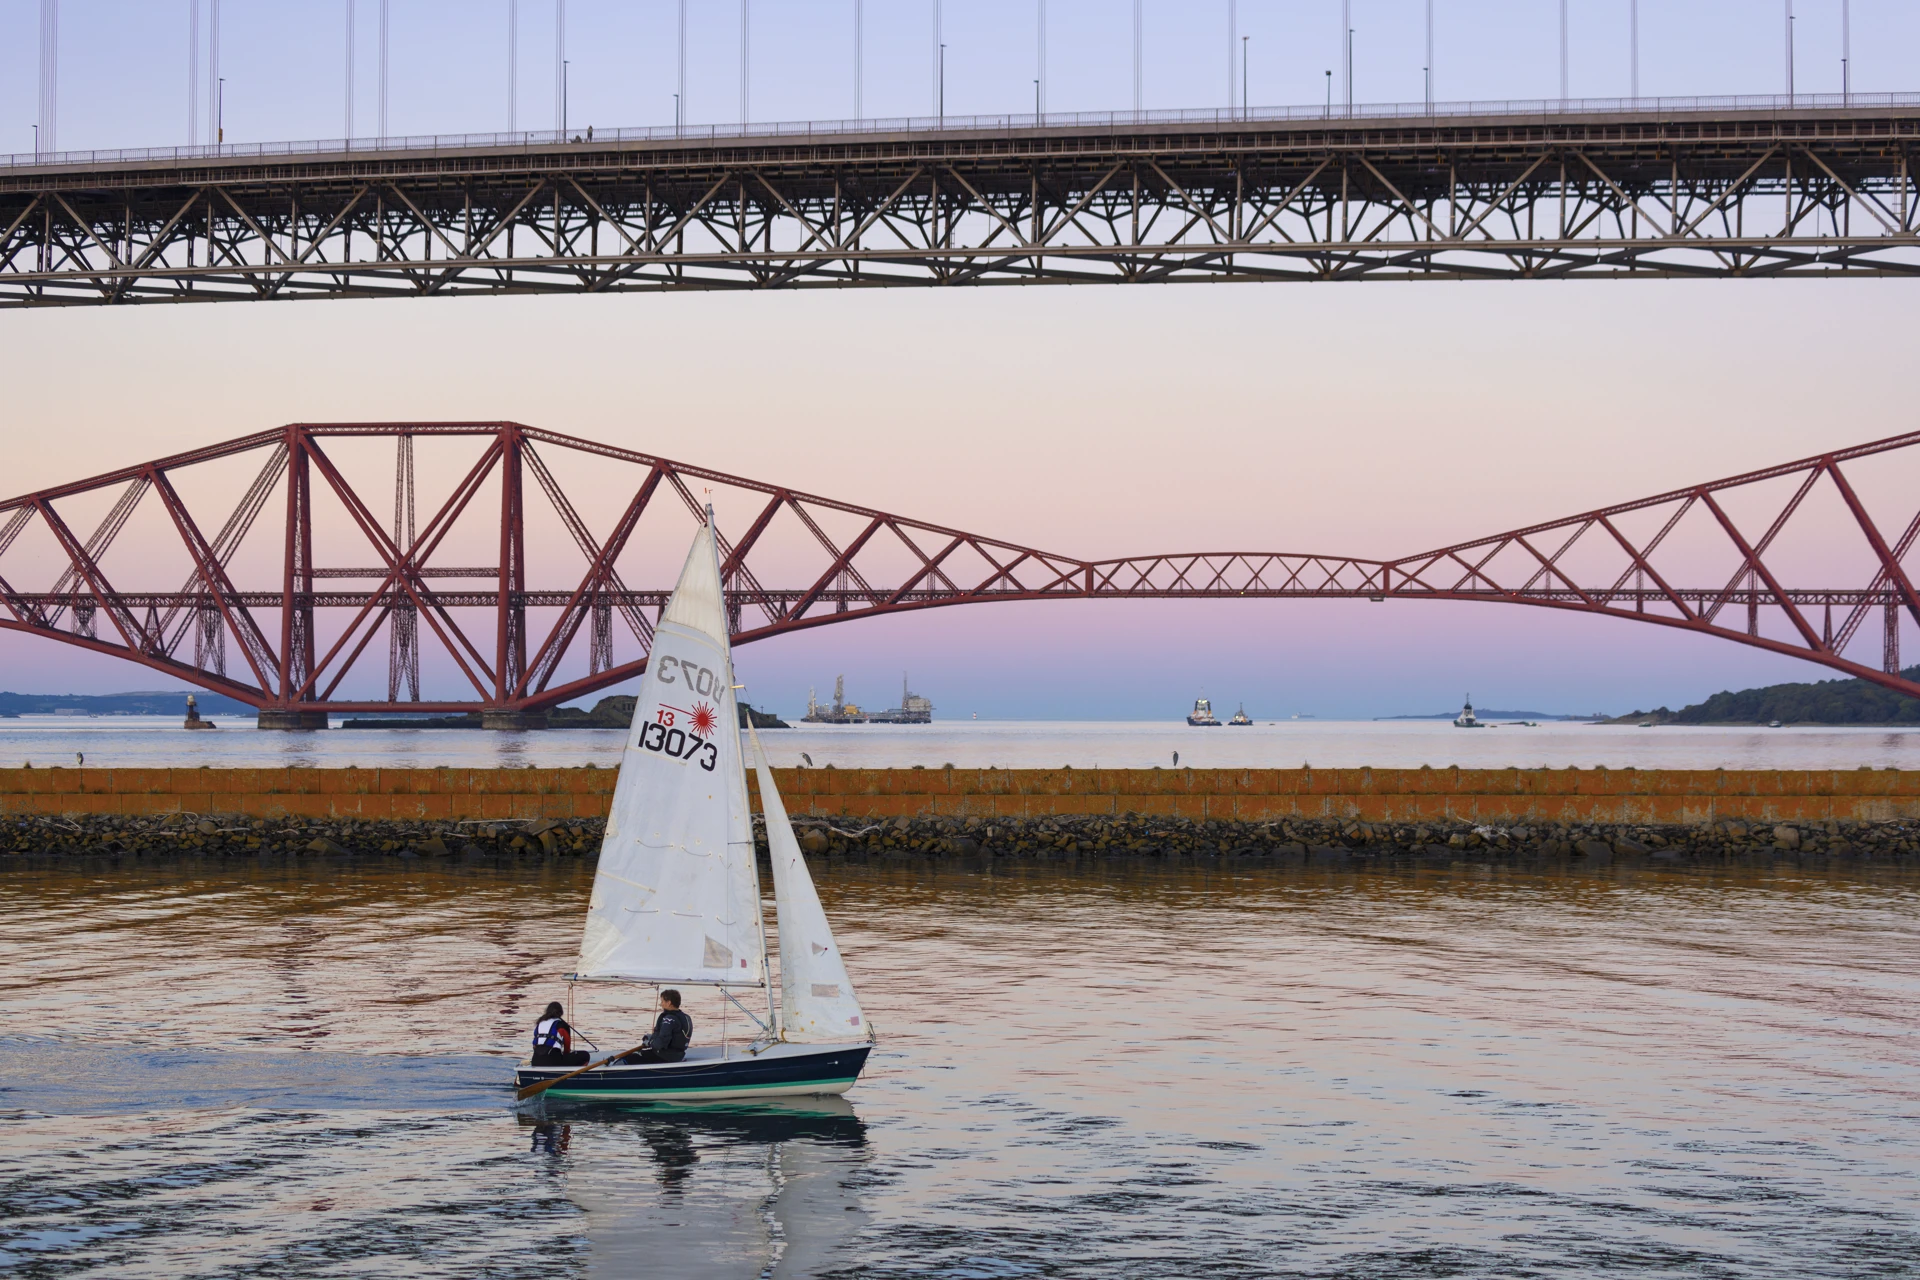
left=7, top=812, right=1918, bottom=863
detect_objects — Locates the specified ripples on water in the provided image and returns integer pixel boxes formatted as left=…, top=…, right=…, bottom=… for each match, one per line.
left=2, top=854, right=1918, bottom=1277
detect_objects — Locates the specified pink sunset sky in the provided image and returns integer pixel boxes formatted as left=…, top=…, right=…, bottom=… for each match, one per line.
left=2, top=2, right=1915, bottom=719
left=5, top=278, right=1914, bottom=720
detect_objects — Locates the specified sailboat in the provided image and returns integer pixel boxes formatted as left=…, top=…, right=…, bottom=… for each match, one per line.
left=515, top=517, right=874, bottom=1101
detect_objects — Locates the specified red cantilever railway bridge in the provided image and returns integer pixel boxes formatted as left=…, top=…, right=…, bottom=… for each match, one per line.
left=1, top=421, right=1917, bottom=726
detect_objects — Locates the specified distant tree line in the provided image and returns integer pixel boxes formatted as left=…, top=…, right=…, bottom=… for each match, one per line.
left=1617, top=666, right=1920, bottom=726
left=0, top=689, right=255, bottom=717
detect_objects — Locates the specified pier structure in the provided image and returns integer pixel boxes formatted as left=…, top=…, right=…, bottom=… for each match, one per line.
left=5, top=764, right=1920, bottom=831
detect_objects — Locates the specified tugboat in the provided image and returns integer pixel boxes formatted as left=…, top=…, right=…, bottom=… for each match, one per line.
left=1452, top=696, right=1483, bottom=729
left=1228, top=704, right=1254, bottom=726
left=1187, top=697, right=1223, bottom=727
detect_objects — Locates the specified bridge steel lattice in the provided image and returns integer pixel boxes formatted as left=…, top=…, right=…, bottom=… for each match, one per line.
left=1, top=422, right=1918, bottom=725
left=4, top=95, right=1920, bottom=306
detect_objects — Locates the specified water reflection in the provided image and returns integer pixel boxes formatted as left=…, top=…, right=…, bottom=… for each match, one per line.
left=529, top=1120, right=571, bottom=1156
left=519, top=1100, right=870, bottom=1278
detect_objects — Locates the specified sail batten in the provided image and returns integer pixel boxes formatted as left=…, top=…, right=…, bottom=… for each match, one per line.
left=574, top=520, right=769, bottom=989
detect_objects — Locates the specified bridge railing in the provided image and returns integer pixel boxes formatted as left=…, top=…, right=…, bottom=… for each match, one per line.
left=7, top=90, right=1918, bottom=173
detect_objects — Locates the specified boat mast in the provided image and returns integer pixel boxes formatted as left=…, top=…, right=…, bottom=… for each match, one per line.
left=736, top=662, right=779, bottom=1039
left=744, top=714, right=779, bottom=1038
left=704, top=496, right=778, bottom=1039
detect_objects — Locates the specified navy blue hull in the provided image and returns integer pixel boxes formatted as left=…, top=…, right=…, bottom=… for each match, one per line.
left=515, top=1043, right=871, bottom=1100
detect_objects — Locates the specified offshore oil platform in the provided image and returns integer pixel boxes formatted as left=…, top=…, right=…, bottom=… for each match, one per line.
left=803, top=675, right=935, bottom=725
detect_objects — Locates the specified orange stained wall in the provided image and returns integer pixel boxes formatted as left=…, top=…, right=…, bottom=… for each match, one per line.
left=1, top=766, right=1917, bottom=825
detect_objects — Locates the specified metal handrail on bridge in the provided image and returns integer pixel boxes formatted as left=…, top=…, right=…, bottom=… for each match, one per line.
left=7, top=90, right=1919, bottom=173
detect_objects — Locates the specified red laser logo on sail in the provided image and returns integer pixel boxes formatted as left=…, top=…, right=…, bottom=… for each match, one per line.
left=654, top=701, right=719, bottom=741
left=656, top=701, right=718, bottom=738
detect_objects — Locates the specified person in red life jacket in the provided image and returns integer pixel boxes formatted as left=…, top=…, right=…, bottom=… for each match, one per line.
left=531, top=1001, right=592, bottom=1067
left=621, top=989, right=693, bottom=1064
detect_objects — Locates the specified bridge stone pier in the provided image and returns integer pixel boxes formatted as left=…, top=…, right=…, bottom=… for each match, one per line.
left=254, top=710, right=330, bottom=731
left=479, top=709, right=551, bottom=731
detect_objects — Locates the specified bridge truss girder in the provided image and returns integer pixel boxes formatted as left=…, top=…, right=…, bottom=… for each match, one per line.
left=1, top=423, right=1919, bottom=718
left=3, top=105, right=1920, bottom=305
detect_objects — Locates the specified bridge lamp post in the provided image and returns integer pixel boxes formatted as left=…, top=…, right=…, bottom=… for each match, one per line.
left=217, top=77, right=225, bottom=144
left=1036, top=0, right=1045, bottom=116
left=562, top=60, right=569, bottom=137
left=673, top=92, right=680, bottom=135
left=1324, top=70, right=1331, bottom=119
left=1630, top=0, right=1639, bottom=99
left=1559, top=0, right=1568, bottom=102
left=939, top=44, right=946, bottom=122
left=1241, top=36, right=1248, bottom=120
left=1227, top=0, right=1236, bottom=112
left=1786, top=3, right=1795, bottom=100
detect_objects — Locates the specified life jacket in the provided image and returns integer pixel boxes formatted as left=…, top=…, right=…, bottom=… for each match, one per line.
left=532, top=1018, right=571, bottom=1053
left=653, top=1010, right=692, bottom=1056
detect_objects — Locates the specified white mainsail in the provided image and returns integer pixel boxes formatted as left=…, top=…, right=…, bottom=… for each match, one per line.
left=575, top=520, right=767, bottom=988
left=749, top=727, right=868, bottom=1042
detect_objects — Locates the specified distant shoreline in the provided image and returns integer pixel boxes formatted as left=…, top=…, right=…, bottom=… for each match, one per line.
left=1375, top=712, right=1599, bottom=722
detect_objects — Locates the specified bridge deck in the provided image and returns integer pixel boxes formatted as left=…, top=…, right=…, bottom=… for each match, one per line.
left=4, top=99, right=1918, bottom=304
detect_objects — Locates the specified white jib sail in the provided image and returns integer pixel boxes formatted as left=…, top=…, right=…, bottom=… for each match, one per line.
left=575, top=519, right=767, bottom=988
left=748, top=726, right=868, bottom=1042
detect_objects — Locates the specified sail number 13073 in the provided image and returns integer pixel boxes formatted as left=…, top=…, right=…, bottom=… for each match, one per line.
left=636, top=716, right=719, bottom=771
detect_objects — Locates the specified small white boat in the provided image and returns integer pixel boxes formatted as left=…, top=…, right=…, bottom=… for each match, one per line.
left=1769, top=720, right=1783, bottom=728
left=1187, top=697, right=1223, bottom=727
left=516, top=517, right=873, bottom=1102
left=1452, top=696, right=1483, bottom=728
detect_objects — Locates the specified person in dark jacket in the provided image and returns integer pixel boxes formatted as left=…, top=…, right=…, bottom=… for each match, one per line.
left=623, top=989, right=694, bottom=1064
left=531, top=1001, right=592, bottom=1067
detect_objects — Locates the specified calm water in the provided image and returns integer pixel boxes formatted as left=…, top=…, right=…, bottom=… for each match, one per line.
left=9, top=716, right=1920, bottom=772
left=3, top=855, right=1918, bottom=1277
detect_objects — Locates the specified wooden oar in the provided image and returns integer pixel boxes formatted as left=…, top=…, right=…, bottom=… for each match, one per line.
left=516, top=1045, right=644, bottom=1101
